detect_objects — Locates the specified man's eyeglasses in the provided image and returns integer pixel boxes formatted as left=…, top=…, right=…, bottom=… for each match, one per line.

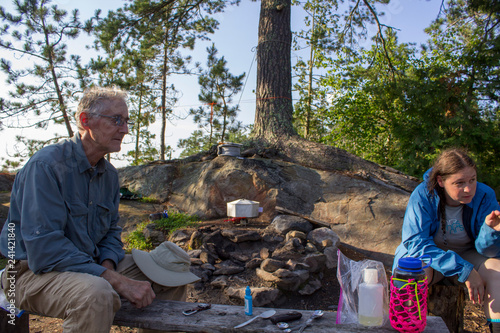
left=94, top=114, right=134, bottom=127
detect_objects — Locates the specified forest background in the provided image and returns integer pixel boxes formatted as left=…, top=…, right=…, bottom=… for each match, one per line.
left=0, top=0, right=499, bottom=197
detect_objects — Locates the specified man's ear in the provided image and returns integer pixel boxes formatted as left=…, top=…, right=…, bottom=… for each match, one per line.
left=80, top=113, right=89, bottom=129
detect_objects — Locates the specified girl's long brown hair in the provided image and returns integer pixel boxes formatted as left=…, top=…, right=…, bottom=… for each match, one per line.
left=427, top=149, right=476, bottom=244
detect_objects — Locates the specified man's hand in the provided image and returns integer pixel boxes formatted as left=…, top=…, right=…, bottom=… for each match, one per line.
left=485, top=210, right=500, bottom=231
left=464, top=269, right=484, bottom=305
left=101, top=268, right=156, bottom=308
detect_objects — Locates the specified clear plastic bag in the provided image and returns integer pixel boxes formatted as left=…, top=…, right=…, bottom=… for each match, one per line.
left=336, top=249, right=389, bottom=326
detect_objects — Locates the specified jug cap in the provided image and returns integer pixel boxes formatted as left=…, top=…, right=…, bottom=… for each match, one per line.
left=398, top=257, right=423, bottom=270
left=363, top=268, right=378, bottom=284
left=398, top=255, right=432, bottom=271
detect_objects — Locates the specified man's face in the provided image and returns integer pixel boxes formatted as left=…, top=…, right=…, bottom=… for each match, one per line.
left=437, top=166, right=477, bottom=206
left=87, top=98, right=130, bottom=154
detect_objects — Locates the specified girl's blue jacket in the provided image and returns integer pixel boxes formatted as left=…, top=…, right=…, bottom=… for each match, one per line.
left=393, top=169, right=500, bottom=282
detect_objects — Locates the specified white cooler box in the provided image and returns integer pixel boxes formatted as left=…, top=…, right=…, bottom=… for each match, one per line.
left=227, top=199, right=259, bottom=218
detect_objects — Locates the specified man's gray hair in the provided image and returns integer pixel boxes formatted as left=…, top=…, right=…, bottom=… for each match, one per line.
left=75, top=86, right=128, bottom=130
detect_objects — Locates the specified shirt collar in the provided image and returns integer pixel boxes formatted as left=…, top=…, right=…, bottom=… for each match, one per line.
left=71, top=132, right=107, bottom=174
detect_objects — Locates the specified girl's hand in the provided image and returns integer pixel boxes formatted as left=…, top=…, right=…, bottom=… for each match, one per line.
left=465, top=269, right=484, bottom=304
left=485, top=210, right=500, bottom=231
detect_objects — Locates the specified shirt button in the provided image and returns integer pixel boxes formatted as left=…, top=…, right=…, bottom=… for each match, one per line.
left=89, top=201, right=93, bottom=205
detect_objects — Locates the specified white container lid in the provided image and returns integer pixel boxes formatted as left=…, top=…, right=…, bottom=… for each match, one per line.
left=228, top=199, right=258, bottom=205
left=218, top=142, right=242, bottom=147
left=363, top=268, right=378, bottom=284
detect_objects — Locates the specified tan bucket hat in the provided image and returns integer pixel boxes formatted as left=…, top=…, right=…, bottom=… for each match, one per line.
left=132, top=241, right=200, bottom=287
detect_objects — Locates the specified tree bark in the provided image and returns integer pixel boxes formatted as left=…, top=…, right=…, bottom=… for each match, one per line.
left=253, top=0, right=296, bottom=142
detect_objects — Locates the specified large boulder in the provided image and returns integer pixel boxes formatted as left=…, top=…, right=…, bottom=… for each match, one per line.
left=119, top=156, right=416, bottom=260
left=269, top=215, right=313, bottom=235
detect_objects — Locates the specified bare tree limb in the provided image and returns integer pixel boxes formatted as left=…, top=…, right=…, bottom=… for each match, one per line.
left=362, top=0, right=396, bottom=79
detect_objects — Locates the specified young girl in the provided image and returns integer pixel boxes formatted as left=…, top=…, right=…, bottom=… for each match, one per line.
left=393, top=148, right=500, bottom=332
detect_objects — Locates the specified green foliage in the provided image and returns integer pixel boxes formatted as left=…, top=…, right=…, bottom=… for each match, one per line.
left=329, top=44, right=497, bottom=184
left=139, top=196, right=160, bottom=204
left=0, top=257, right=7, bottom=270
left=0, top=0, right=85, bottom=154
left=319, top=32, right=445, bottom=175
left=3, top=136, right=66, bottom=171
left=124, top=221, right=153, bottom=252
left=422, top=0, right=500, bottom=193
left=292, top=0, right=341, bottom=141
left=123, top=212, right=199, bottom=252
left=189, top=43, right=246, bottom=147
left=178, top=124, right=251, bottom=158
left=227, top=123, right=253, bottom=145
left=180, top=43, right=249, bottom=158
left=1, top=158, right=21, bottom=172
left=91, top=0, right=226, bottom=161
left=311, top=0, right=500, bottom=196
left=178, top=130, right=213, bottom=157
left=1, top=0, right=498, bottom=198
left=153, top=211, right=199, bottom=235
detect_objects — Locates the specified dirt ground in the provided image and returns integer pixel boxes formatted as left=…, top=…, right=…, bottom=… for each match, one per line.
left=0, top=188, right=491, bottom=333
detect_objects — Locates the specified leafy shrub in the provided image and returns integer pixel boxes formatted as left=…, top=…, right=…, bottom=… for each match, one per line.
left=154, top=211, right=199, bottom=235
left=123, top=212, right=199, bottom=252
left=139, top=196, right=159, bottom=204
left=124, top=221, right=153, bottom=252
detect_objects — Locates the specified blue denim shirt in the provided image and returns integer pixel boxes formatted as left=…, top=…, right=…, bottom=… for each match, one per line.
left=0, top=132, right=124, bottom=276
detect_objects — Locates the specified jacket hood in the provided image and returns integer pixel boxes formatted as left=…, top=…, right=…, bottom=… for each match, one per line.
left=423, top=168, right=432, bottom=182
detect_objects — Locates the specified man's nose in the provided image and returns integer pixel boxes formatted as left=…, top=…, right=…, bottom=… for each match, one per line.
left=120, top=123, right=129, bottom=134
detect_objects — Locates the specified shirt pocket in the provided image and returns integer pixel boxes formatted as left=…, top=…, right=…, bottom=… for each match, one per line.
left=91, top=202, right=113, bottom=243
left=65, top=201, right=88, bottom=222
left=64, top=201, right=89, bottom=245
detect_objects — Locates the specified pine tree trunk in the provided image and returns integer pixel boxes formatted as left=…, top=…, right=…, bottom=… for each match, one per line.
left=253, top=0, right=296, bottom=142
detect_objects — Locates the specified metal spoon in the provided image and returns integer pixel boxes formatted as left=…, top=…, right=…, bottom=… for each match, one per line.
left=279, top=324, right=302, bottom=333
left=277, top=310, right=324, bottom=332
left=278, top=322, right=300, bottom=332
left=234, top=309, right=276, bottom=328
left=277, top=322, right=292, bottom=330
left=277, top=322, right=302, bottom=331
left=296, top=310, right=324, bottom=333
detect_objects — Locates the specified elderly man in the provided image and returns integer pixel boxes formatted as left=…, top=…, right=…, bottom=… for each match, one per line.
left=0, top=86, right=198, bottom=333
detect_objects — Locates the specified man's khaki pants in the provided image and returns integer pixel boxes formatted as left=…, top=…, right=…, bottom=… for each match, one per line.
left=1, top=255, right=187, bottom=333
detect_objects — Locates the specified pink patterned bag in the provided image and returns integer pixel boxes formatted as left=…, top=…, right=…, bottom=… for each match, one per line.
left=389, top=275, right=429, bottom=333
